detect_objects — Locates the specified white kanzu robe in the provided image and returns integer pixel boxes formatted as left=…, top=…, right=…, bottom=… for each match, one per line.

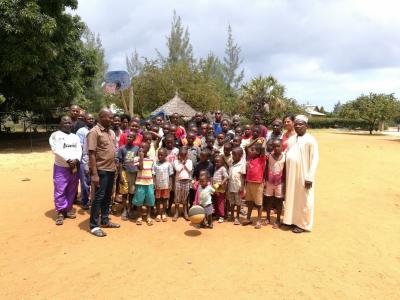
left=283, top=133, right=319, bottom=231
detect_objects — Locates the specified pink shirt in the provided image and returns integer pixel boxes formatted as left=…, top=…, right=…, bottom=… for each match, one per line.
left=246, top=155, right=267, bottom=183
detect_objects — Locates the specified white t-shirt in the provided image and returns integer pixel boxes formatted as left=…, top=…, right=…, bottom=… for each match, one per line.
left=173, top=159, right=193, bottom=180
left=49, top=130, right=82, bottom=167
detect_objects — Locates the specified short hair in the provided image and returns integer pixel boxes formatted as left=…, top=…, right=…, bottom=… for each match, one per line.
left=201, top=148, right=211, bottom=157
left=158, top=147, right=167, bottom=154
left=120, top=114, right=131, bottom=122
left=232, top=147, right=243, bottom=156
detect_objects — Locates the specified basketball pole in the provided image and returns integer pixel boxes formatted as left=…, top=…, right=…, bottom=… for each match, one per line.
left=128, top=85, right=134, bottom=117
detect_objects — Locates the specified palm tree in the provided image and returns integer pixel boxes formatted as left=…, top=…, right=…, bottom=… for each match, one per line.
left=240, top=75, right=286, bottom=114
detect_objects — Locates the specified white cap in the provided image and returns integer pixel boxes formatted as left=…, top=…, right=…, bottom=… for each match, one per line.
left=295, top=114, right=308, bottom=123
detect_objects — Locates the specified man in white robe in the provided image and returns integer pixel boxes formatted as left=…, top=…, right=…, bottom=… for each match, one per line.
left=283, top=115, right=319, bottom=233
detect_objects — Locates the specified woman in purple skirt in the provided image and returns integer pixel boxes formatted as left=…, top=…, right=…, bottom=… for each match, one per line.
left=49, top=116, right=82, bottom=225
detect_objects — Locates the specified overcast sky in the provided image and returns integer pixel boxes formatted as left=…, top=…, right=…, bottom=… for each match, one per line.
left=74, top=0, right=400, bottom=110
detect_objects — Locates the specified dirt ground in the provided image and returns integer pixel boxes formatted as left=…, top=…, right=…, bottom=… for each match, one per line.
left=0, top=130, right=399, bottom=299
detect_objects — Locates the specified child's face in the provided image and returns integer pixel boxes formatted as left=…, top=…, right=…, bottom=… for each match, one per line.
left=235, top=127, right=243, bottom=136
left=223, top=145, right=232, bottom=156
left=221, top=121, right=229, bottom=132
left=253, top=115, right=261, bottom=125
left=187, top=134, right=195, bottom=145
left=121, top=118, right=129, bottom=129
left=206, top=138, right=215, bottom=148
left=141, top=144, right=149, bottom=155
left=201, top=124, right=208, bottom=135
left=199, top=177, right=208, bottom=187
left=248, top=145, right=260, bottom=158
left=214, top=157, right=223, bottom=168
left=130, top=122, right=139, bottom=132
left=158, top=150, right=166, bottom=162
left=155, top=117, right=163, bottom=125
left=232, top=137, right=241, bottom=148
left=232, top=150, right=242, bottom=162
left=233, top=117, right=240, bottom=128
left=171, top=115, right=179, bottom=124
left=163, top=124, right=170, bottom=134
left=144, top=134, right=152, bottom=144
left=273, top=141, right=282, bottom=155
left=190, top=127, right=197, bottom=135
left=145, top=121, right=151, bottom=130
left=207, top=125, right=214, bottom=135
left=217, top=134, right=224, bottom=145
left=178, top=150, right=187, bottom=161
left=272, top=121, right=282, bottom=135
left=252, top=128, right=260, bottom=139
left=113, top=117, right=121, bottom=127
left=200, top=152, right=208, bottom=162
left=267, top=142, right=274, bottom=153
left=244, top=125, right=252, bottom=137
left=127, top=132, right=137, bottom=144
left=165, top=138, right=174, bottom=149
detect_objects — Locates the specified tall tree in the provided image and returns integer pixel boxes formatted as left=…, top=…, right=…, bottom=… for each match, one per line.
left=222, top=25, right=244, bottom=89
left=339, top=93, right=400, bottom=134
left=126, top=49, right=143, bottom=78
left=0, top=0, right=86, bottom=114
left=158, top=10, right=193, bottom=65
left=333, top=101, right=342, bottom=115
left=80, top=26, right=108, bottom=112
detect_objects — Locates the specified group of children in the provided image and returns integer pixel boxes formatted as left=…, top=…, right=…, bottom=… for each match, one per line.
left=111, top=112, right=289, bottom=229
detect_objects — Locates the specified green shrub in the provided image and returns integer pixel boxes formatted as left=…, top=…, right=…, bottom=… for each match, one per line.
left=308, top=117, right=378, bottom=130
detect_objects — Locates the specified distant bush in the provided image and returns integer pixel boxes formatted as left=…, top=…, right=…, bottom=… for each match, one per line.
left=308, top=117, right=378, bottom=130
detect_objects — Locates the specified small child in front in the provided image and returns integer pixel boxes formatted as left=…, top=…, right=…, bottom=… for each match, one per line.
left=243, top=137, right=267, bottom=229
left=173, top=146, right=193, bottom=221
left=264, top=139, right=285, bottom=228
left=198, top=173, right=215, bottom=229
left=212, top=155, right=228, bottom=223
left=133, top=142, right=155, bottom=226
left=227, top=147, right=246, bottom=225
left=152, top=148, right=174, bottom=222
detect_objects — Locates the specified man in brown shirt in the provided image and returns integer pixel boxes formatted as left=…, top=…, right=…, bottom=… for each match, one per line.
left=87, top=108, right=120, bottom=237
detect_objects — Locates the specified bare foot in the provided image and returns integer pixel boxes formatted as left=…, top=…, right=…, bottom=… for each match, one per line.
left=272, top=222, right=280, bottom=229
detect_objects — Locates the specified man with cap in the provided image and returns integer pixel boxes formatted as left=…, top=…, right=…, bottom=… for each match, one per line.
left=283, top=115, right=319, bottom=233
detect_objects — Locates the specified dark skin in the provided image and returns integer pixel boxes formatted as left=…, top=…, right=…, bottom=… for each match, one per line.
left=60, top=116, right=79, bottom=171
left=200, top=123, right=208, bottom=137
left=271, top=120, right=283, bottom=136
left=294, top=120, right=313, bottom=190
left=265, top=140, right=285, bottom=228
left=230, top=148, right=245, bottom=220
left=119, top=132, right=137, bottom=219
left=232, top=136, right=242, bottom=149
left=207, top=124, right=215, bottom=136
left=173, top=148, right=190, bottom=221
left=214, top=111, right=222, bottom=123
left=253, top=114, right=262, bottom=126
left=89, top=108, right=113, bottom=187
left=194, top=112, right=204, bottom=126
left=84, top=114, right=95, bottom=128
left=155, top=149, right=170, bottom=221
left=137, top=143, right=153, bottom=222
left=69, top=105, right=80, bottom=121
left=221, top=120, right=230, bottom=133
left=232, top=116, right=240, bottom=129
left=243, top=124, right=252, bottom=138
left=235, top=126, right=243, bottom=136
left=216, top=133, right=225, bottom=146
left=171, top=113, right=180, bottom=126
left=199, top=176, right=213, bottom=228
left=187, top=132, right=196, bottom=147
left=121, top=118, right=129, bottom=131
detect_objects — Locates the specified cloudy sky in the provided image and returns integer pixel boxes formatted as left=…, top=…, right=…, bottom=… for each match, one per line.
left=74, top=0, right=400, bottom=110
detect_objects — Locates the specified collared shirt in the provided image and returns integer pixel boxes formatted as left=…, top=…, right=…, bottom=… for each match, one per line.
left=87, top=123, right=116, bottom=171
left=174, top=159, right=193, bottom=180
left=152, top=161, right=174, bottom=189
left=228, top=160, right=246, bottom=192
left=76, top=126, right=89, bottom=165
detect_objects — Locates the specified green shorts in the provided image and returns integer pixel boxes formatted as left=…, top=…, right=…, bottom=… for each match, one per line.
left=132, top=184, right=155, bottom=207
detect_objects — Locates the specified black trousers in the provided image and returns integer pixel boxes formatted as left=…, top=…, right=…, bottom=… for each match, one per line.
left=90, top=170, right=115, bottom=229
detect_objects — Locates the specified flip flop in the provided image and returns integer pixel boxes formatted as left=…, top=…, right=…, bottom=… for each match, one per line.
left=254, top=222, right=262, bottom=229
left=136, top=217, right=143, bottom=225
left=91, top=228, right=107, bottom=237
left=55, top=214, right=64, bottom=226
left=161, top=215, right=168, bottom=222
left=155, top=215, right=161, bottom=222
left=146, top=218, right=153, bottom=226
left=292, top=227, right=305, bottom=233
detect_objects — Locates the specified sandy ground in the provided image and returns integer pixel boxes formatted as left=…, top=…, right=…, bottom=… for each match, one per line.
left=0, top=130, right=399, bottom=299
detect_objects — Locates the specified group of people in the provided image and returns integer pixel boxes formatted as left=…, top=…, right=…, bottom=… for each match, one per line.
left=49, top=105, right=319, bottom=238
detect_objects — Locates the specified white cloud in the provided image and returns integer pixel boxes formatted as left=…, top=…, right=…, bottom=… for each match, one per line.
left=73, top=0, right=400, bottom=110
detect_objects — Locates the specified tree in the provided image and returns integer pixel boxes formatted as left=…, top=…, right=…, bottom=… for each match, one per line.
left=333, top=101, right=342, bottom=115
left=240, top=75, right=302, bottom=122
left=80, top=26, right=108, bottom=112
left=0, top=0, right=86, bottom=114
left=157, top=10, right=193, bottom=65
left=126, top=49, right=143, bottom=78
left=339, top=93, right=400, bottom=134
left=222, top=25, right=244, bottom=89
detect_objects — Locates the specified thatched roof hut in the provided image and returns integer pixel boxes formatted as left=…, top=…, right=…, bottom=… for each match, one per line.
left=150, top=92, right=197, bottom=119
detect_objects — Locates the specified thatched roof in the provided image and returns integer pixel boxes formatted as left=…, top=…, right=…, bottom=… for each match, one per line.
left=150, top=93, right=197, bottom=118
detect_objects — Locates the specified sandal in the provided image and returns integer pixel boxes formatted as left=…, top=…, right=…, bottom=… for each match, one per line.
left=272, top=222, right=280, bottom=229
left=91, top=228, right=107, bottom=237
left=254, top=221, right=262, bottom=229
left=136, top=217, right=143, bottom=225
left=242, top=219, right=252, bottom=226
left=234, top=218, right=241, bottom=225
left=292, top=226, right=305, bottom=234
left=146, top=218, right=153, bottom=226
left=155, top=215, right=161, bottom=222
left=64, top=211, right=76, bottom=219
left=55, top=214, right=64, bottom=226
left=161, top=215, right=168, bottom=222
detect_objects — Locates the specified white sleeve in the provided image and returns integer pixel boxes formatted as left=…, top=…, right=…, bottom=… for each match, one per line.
left=49, top=132, right=68, bottom=161
left=305, top=136, right=319, bottom=182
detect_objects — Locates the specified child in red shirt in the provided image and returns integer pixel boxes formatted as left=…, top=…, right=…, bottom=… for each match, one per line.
left=243, top=137, right=267, bottom=229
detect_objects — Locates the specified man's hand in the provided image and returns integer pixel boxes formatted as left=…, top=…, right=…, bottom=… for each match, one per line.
left=305, top=180, right=313, bottom=189
left=92, top=174, right=100, bottom=187
left=139, top=150, right=144, bottom=159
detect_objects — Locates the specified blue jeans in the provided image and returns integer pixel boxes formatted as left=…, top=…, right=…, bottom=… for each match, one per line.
left=79, top=163, right=90, bottom=206
left=89, top=170, right=115, bottom=229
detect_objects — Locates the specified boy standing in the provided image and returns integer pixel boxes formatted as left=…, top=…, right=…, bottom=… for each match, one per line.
left=133, top=142, right=155, bottom=226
